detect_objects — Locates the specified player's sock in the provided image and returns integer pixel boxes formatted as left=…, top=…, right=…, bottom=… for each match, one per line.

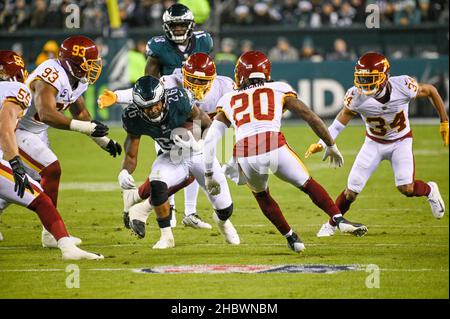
left=253, top=189, right=291, bottom=235
left=330, top=191, right=354, bottom=226
left=138, top=178, right=151, bottom=200
left=28, top=193, right=69, bottom=241
left=301, top=178, right=341, bottom=219
left=409, top=180, right=431, bottom=197
left=39, top=161, right=61, bottom=207
left=184, top=181, right=199, bottom=216
left=168, top=194, right=176, bottom=208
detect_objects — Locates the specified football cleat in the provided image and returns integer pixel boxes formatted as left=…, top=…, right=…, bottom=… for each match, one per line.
left=333, top=216, right=368, bottom=237
left=58, top=237, right=103, bottom=260
left=212, top=212, right=240, bottom=245
left=182, top=213, right=212, bottom=229
left=286, top=232, right=305, bottom=253
left=427, top=182, right=445, bottom=219
left=316, top=221, right=337, bottom=237
left=170, top=205, right=177, bottom=228
left=152, top=235, right=175, bottom=249
left=42, top=229, right=82, bottom=248
left=129, top=200, right=152, bottom=238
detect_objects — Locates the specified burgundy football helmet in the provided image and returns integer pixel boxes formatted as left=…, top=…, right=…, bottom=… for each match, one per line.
left=182, top=52, right=216, bottom=101
left=58, top=35, right=102, bottom=84
left=0, top=50, right=28, bottom=83
left=234, top=50, right=271, bottom=89
left=354, top=52, right=391, bottom=95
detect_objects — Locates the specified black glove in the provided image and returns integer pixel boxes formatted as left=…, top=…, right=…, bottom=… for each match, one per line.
left=105, top=139, right=122, bottom=157
left=9, top=156, right=34, bottom=198
left=90, top=120, right=109, bottom=137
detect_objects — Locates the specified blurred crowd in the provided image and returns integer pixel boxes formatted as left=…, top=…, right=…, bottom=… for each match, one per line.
left=1, top=0, right=448, bottom=31
left=221, top=0, right=449, bottom=27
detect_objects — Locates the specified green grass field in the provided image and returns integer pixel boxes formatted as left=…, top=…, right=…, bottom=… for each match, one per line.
left=0, top=124, right=448, bottom=299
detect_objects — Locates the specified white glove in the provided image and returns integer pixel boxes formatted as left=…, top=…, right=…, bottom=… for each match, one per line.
left=173, top=131, right=204, bottom=152
left=205, top=173, right=221, bottom=196
left=118, top=169, right=135, bottom=189
left=323, top=144, right=344, bottom=168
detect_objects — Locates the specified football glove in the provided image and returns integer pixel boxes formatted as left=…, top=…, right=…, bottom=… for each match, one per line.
left=305, top=143, right=324, bottom=158
left=205, top=172, right=221, bottom=196
left=92, top=137, right=122, bottom=157
left=323, top=144, right=344, bottom=168
left=9, top=156, right=34, bottom=198
left=440, top=121, right=449, bottom=146
left=70, top=120, right=109, bottom=137
left=173, top=131, right=204, bottom=152
left=118, top=169, right=135, bottom=190
left=98, top=89, right=117, bottom=109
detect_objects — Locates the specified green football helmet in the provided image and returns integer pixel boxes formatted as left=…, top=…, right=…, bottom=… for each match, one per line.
left=132, top=75, right=166, bottom=122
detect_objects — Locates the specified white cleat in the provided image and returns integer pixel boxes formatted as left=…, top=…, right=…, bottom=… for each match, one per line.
left=182, top=214, right=212, bottom=229
left=316, top=221, right=337, bottom=237
left=42, top=229, right=82, bottom=248
left=152, top=236, right=175, bottom=249
left=170, top=206, right=177, bottom=228
left=129, top=200, right=152, bottom=238
left=212, top=213, right=240, bottom=245
left=58, top=237, right=103, bottom=260
left=427, top=182, right=445, bottom=219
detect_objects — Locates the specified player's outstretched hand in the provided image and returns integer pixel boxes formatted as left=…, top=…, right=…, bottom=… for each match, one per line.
left=323, top=144, right=344, bottom=168
left=440, top=121, right=449, bottom=146
left=105, top=139, right=122, bottom=157
left=9, top=156, right=34, bottom=198
left=305, top=143, right=324, bottom=158
left=90, top=120, right=109, bottom=137
left=205, top=173, right=221, bottom=196
left=173, top=131, right=204, bottom=152
left=118, top=169, right=135, bottom=189
left=98, top=89, right=117, bottom=109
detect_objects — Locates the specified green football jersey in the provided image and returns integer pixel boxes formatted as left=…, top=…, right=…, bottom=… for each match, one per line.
left=122, top=87, right=194, bottom=151
left=146, top=31, right=213, bottom=76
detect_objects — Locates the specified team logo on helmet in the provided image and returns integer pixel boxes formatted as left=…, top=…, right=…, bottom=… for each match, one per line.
left=133, top=75, right=167, bottom=122
left=0, top=50, right=28, bottom=83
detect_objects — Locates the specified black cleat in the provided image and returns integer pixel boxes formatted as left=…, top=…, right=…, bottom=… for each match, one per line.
left=130, top=219, right=146, bottom=239
left=333, top=216, right=368, bottom=237
left=123, top=212, right=130, bottom=229
left=286, top=232, right=306, bottom=253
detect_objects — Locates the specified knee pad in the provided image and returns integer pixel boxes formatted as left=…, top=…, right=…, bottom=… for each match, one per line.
left=150, top=180, right=168, bottom=206
left=215, top=203, right=233, bottom=221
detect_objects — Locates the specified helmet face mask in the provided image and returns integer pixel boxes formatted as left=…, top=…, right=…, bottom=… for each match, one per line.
left=163, top=4, right=195, bottom=44
left=58, top=36, right=103, bottom=84
left=354, top=52, right=390, bottom=96
left=182, top=53, right=216, bottom=101
left=132, top=75, right=167, bottom=122
left=0, top=50, right=28, bottom=83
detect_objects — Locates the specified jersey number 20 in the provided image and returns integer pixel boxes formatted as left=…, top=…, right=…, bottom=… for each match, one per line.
left=230, top=88, right=275, bottom=128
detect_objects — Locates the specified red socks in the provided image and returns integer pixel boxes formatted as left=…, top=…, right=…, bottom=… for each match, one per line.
left=409, top=180, right=431, bottom=197
left=253, top=189, right=291, bottom=236
left=40, top=161, right=61, bottom=207
left=28, top=193, right=69, bottom=241
left=301, top=178, right=341, bottom=218
left=138, top=176, right=196, bottom=200
left=335, top=190, right=352, bottom=215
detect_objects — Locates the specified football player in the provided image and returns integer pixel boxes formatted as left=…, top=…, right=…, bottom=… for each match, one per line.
left=305, top=52, right=448, bottom=237
left=145, top=3, right=213, bottom=77
left=98, top=53, right=234, bottom=232
left=12, top=35, right=122, bottom=248
left=0, top=50, right=103, bottom=260
left=202, top=51, right=368, bottom=253
left=119, top=75, right=239, bottom=249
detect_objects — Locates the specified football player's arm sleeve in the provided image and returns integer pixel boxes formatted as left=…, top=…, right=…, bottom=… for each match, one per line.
left=0, top=101, right=24, bottom=161
left=115, top=88, right=134, bottom=104
left=284, top=96, right=335, bottom=147
left=121, top=133, right=141, bottom=174
left=317, top=107, right=356, bottom=147
left=32, top=79, right=73, bottom=130
left=203, top=116, right=228, bottom=174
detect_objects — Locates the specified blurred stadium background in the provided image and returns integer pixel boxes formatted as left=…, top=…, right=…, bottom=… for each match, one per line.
left=0, top=0, right=448, bottom=122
